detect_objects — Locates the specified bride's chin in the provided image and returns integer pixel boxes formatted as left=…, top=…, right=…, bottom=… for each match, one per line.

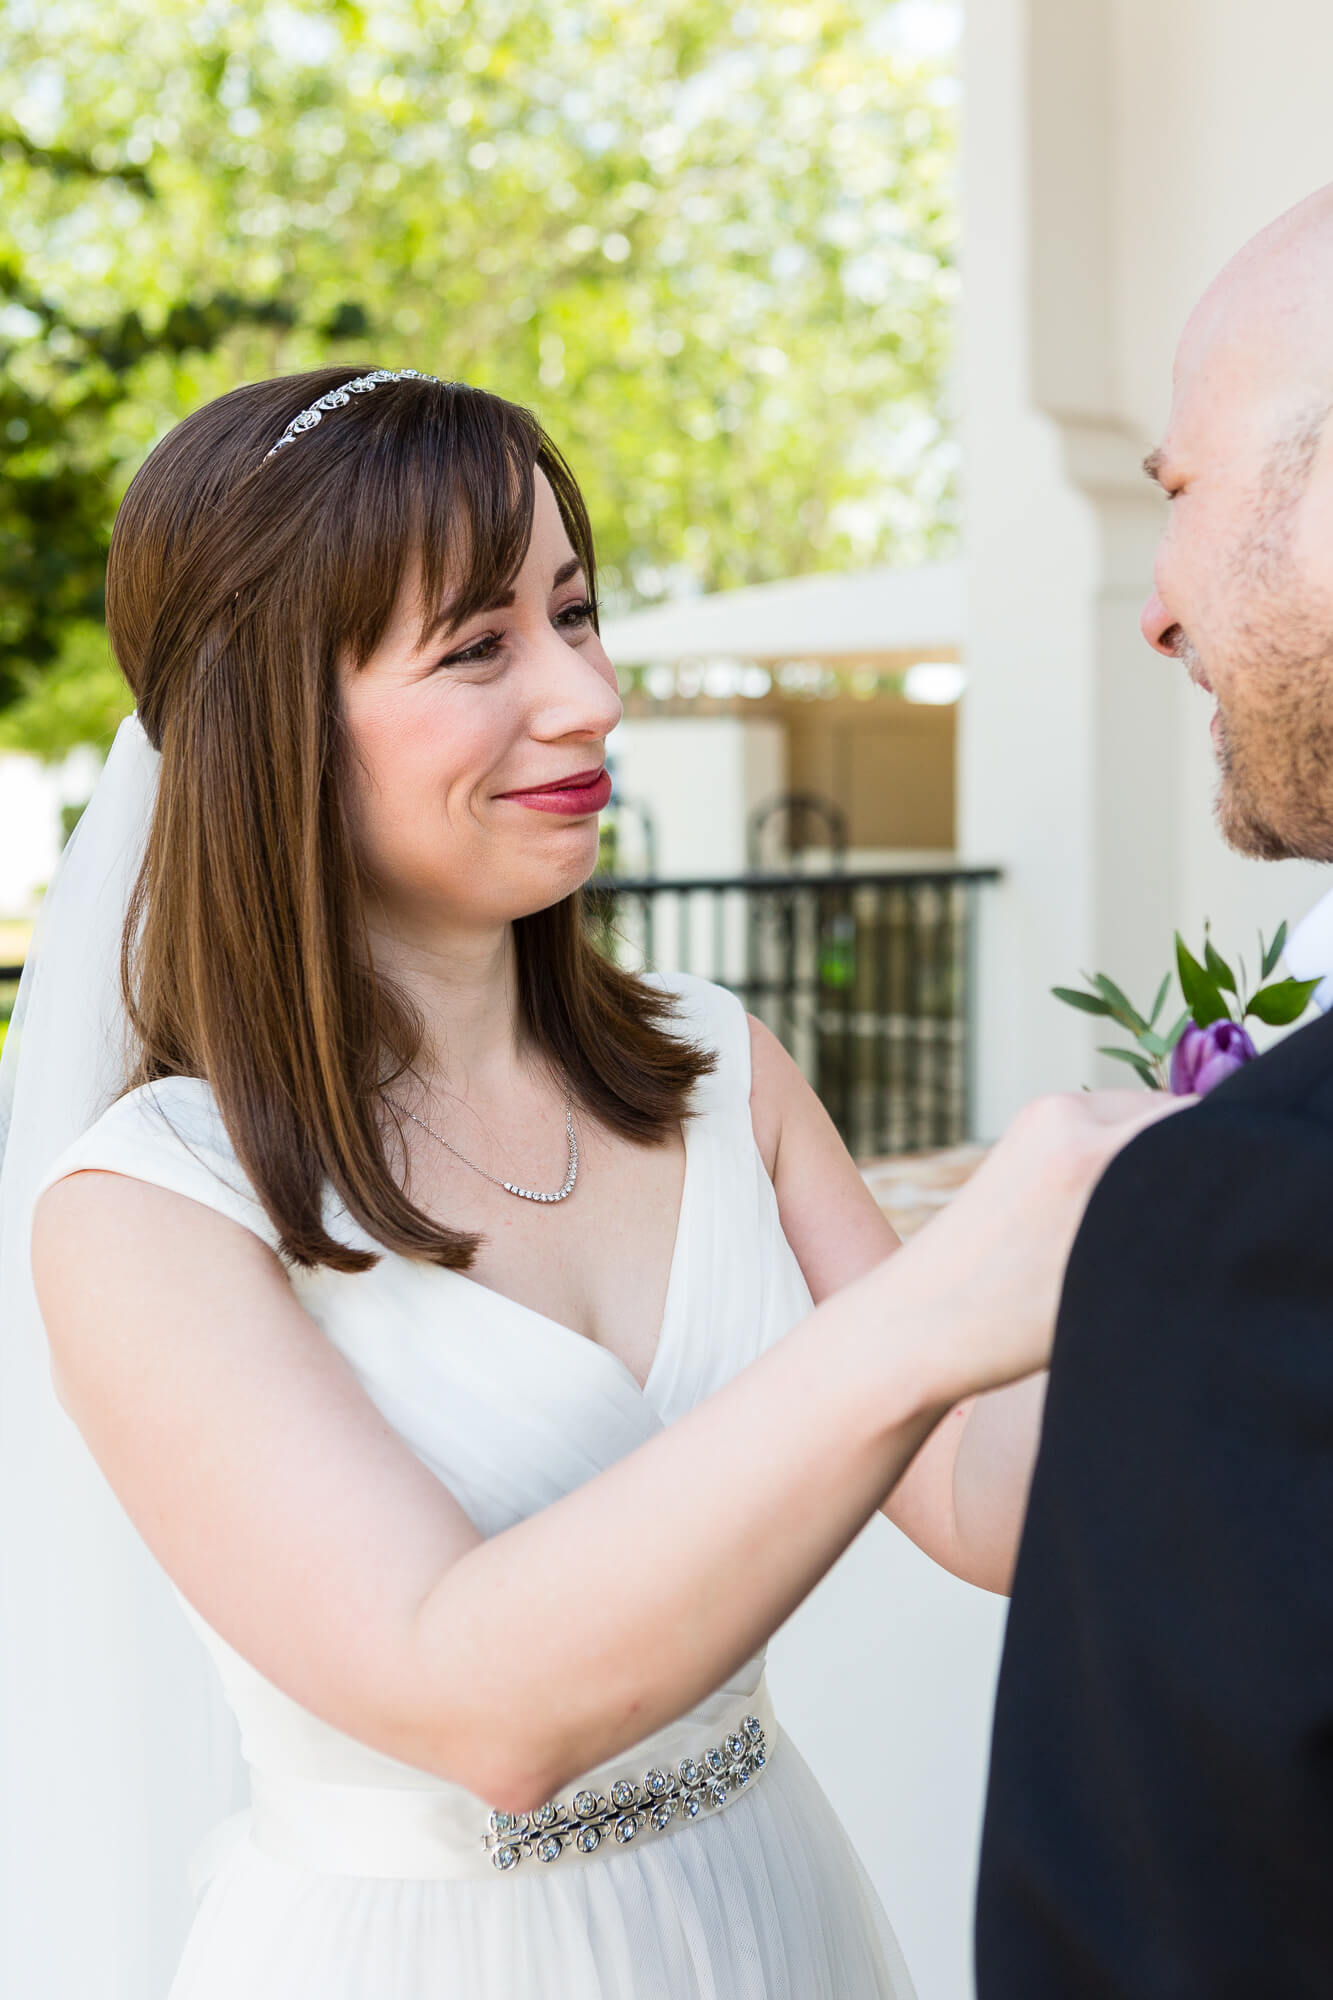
left=533, top=825, right=605, bottom=874
left=497, top=854, right=606, bottom=922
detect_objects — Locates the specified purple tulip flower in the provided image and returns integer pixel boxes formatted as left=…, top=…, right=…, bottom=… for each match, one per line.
left=1169, top=1019, right=1258, bottom=1096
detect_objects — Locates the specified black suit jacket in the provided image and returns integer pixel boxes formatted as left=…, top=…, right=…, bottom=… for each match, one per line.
left=976, top=1007, right=1333, bottom=1999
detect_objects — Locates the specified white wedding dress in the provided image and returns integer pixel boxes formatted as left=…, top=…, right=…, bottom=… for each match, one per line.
left=34, top=970, right=916, bottom=1999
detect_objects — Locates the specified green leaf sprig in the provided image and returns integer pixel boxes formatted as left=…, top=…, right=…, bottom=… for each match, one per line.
left=1052, top=921, right=1321, bottom=1090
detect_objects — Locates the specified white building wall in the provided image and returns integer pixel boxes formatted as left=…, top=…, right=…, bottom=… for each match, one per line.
left=962, top=0, right=1333, bottom=1135
left=605, top=716, right=786, bottom=878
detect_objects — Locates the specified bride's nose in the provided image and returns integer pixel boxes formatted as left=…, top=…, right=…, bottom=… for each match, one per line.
left=528, top=633, right=623, bottom=742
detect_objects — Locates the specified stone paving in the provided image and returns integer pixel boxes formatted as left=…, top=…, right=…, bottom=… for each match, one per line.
left=859, top=1143, right=988, bottom=1239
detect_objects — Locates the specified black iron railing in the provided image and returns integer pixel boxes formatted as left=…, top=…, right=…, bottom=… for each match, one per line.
left=585, top=867, right=999, bottom=1158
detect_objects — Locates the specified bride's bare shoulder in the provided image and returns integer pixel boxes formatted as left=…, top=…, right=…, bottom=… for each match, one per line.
left=31, top=1072, right=289, bottom=1276
left=32, top=1165, right=288, bottom=1420
left=32, top=1156, right=269, bottom=1248
left=746, top=1013, right=800, bottom=1180
left=32, top=1157, right=285, bottom=1308
left=745, top=1014, right=899, bottom=1301
left=31, top=1070, right=284, bottom=1396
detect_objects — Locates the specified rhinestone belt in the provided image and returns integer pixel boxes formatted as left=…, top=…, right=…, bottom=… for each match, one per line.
left=483, top=1698, right=773, bottom=1871
left=240, top=1673, right=777, bottom=1883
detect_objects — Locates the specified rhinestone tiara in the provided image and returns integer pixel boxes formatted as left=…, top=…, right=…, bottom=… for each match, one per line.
left=261, top=368, right=454, bottom=463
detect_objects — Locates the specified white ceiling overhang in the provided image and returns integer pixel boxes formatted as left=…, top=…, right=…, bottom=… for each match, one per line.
left=598, top=560, right=964, bottom=665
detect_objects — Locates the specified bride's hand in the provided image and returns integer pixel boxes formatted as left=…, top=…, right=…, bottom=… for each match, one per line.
left=881, top=1089, right=1194, bottom=1404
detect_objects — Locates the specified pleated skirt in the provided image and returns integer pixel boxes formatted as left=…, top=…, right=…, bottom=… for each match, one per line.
left=167, top=1733, right=917, bottom=1999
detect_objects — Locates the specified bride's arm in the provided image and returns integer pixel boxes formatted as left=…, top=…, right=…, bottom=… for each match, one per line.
left=32, top=1086, right=1168, bottom=1816
left=750, top=1015, right=1047, bottom=1596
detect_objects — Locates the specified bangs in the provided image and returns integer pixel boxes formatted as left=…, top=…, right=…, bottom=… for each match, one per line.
left=312, top=379, right=598, bottom=667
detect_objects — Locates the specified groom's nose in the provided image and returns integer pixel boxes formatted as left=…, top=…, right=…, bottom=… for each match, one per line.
left=1140, top=590, right=1183, bottom=657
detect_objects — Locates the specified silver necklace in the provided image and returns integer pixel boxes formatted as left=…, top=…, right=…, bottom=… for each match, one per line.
left=390, top=1095, right=580, bottom=1204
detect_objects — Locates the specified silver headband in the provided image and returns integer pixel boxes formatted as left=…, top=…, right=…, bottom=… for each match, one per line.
left=262, top=368, right=452, bottom=463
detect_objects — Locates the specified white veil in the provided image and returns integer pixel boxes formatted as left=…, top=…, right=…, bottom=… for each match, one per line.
left=0, top=710, right=247, bottom=2000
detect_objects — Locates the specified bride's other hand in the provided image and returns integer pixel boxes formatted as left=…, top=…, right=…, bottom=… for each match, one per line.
left=863, top=1088, right=1194, bottom=1595
left=750, top=1015, right=1196, bottom=1595
left=887, top=1088, right=1194, bottom=1402
left=751, top=1006, right=1194, bottom=1405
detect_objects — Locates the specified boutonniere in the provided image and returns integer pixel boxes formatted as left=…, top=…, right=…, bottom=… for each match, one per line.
left=1053, top=924, right=1321, bottom=1094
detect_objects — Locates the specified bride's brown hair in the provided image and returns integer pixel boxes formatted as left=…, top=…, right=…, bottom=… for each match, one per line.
left=105, top=367, right=713, bottom=1274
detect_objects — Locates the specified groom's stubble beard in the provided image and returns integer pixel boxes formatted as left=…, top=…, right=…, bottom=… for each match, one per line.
left=1192, top=619, right=1333, bottom=862
left=1183, top=470, right=1333, bottom=863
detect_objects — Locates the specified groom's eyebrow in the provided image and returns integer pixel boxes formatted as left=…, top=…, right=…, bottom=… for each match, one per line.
left=1142, top=447, right=1167, bottom=487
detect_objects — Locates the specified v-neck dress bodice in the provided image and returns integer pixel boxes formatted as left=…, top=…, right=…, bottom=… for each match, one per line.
left=35, top=971, right=915, bottom=1999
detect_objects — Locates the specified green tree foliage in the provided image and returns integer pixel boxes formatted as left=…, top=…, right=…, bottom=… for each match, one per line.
left=0, top=0, right=957, bottom=758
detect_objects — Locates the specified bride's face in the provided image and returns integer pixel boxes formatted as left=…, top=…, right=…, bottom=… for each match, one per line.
left=340, top=472, right=622, bottom=939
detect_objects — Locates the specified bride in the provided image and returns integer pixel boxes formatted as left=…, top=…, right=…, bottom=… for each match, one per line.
left=2, top=367, right=1178, bottom=2000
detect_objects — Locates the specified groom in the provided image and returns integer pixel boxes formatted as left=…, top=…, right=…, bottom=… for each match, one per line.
left=976, top=187, right=1333, bottom=1996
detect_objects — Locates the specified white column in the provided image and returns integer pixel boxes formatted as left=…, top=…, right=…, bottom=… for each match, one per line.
left=959, top=0, right=1118, bottom=1131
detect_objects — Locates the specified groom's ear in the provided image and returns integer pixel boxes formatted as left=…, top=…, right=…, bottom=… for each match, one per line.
left=1287, top=401, right=1333, bottom=589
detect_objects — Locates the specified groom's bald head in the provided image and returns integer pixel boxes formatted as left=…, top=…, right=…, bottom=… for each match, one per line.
left=1142, top=186, right=1333, bottom=860
left=1158, top=190, right=1333, bottom=511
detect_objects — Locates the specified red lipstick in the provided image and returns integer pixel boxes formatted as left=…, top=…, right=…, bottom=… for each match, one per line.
left=495, top=766, right=613, bottom=816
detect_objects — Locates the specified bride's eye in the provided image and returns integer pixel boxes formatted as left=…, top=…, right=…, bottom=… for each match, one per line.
left=556, top=599, right=596, bottom=631
left=432, top=631, right=503, bottom=669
